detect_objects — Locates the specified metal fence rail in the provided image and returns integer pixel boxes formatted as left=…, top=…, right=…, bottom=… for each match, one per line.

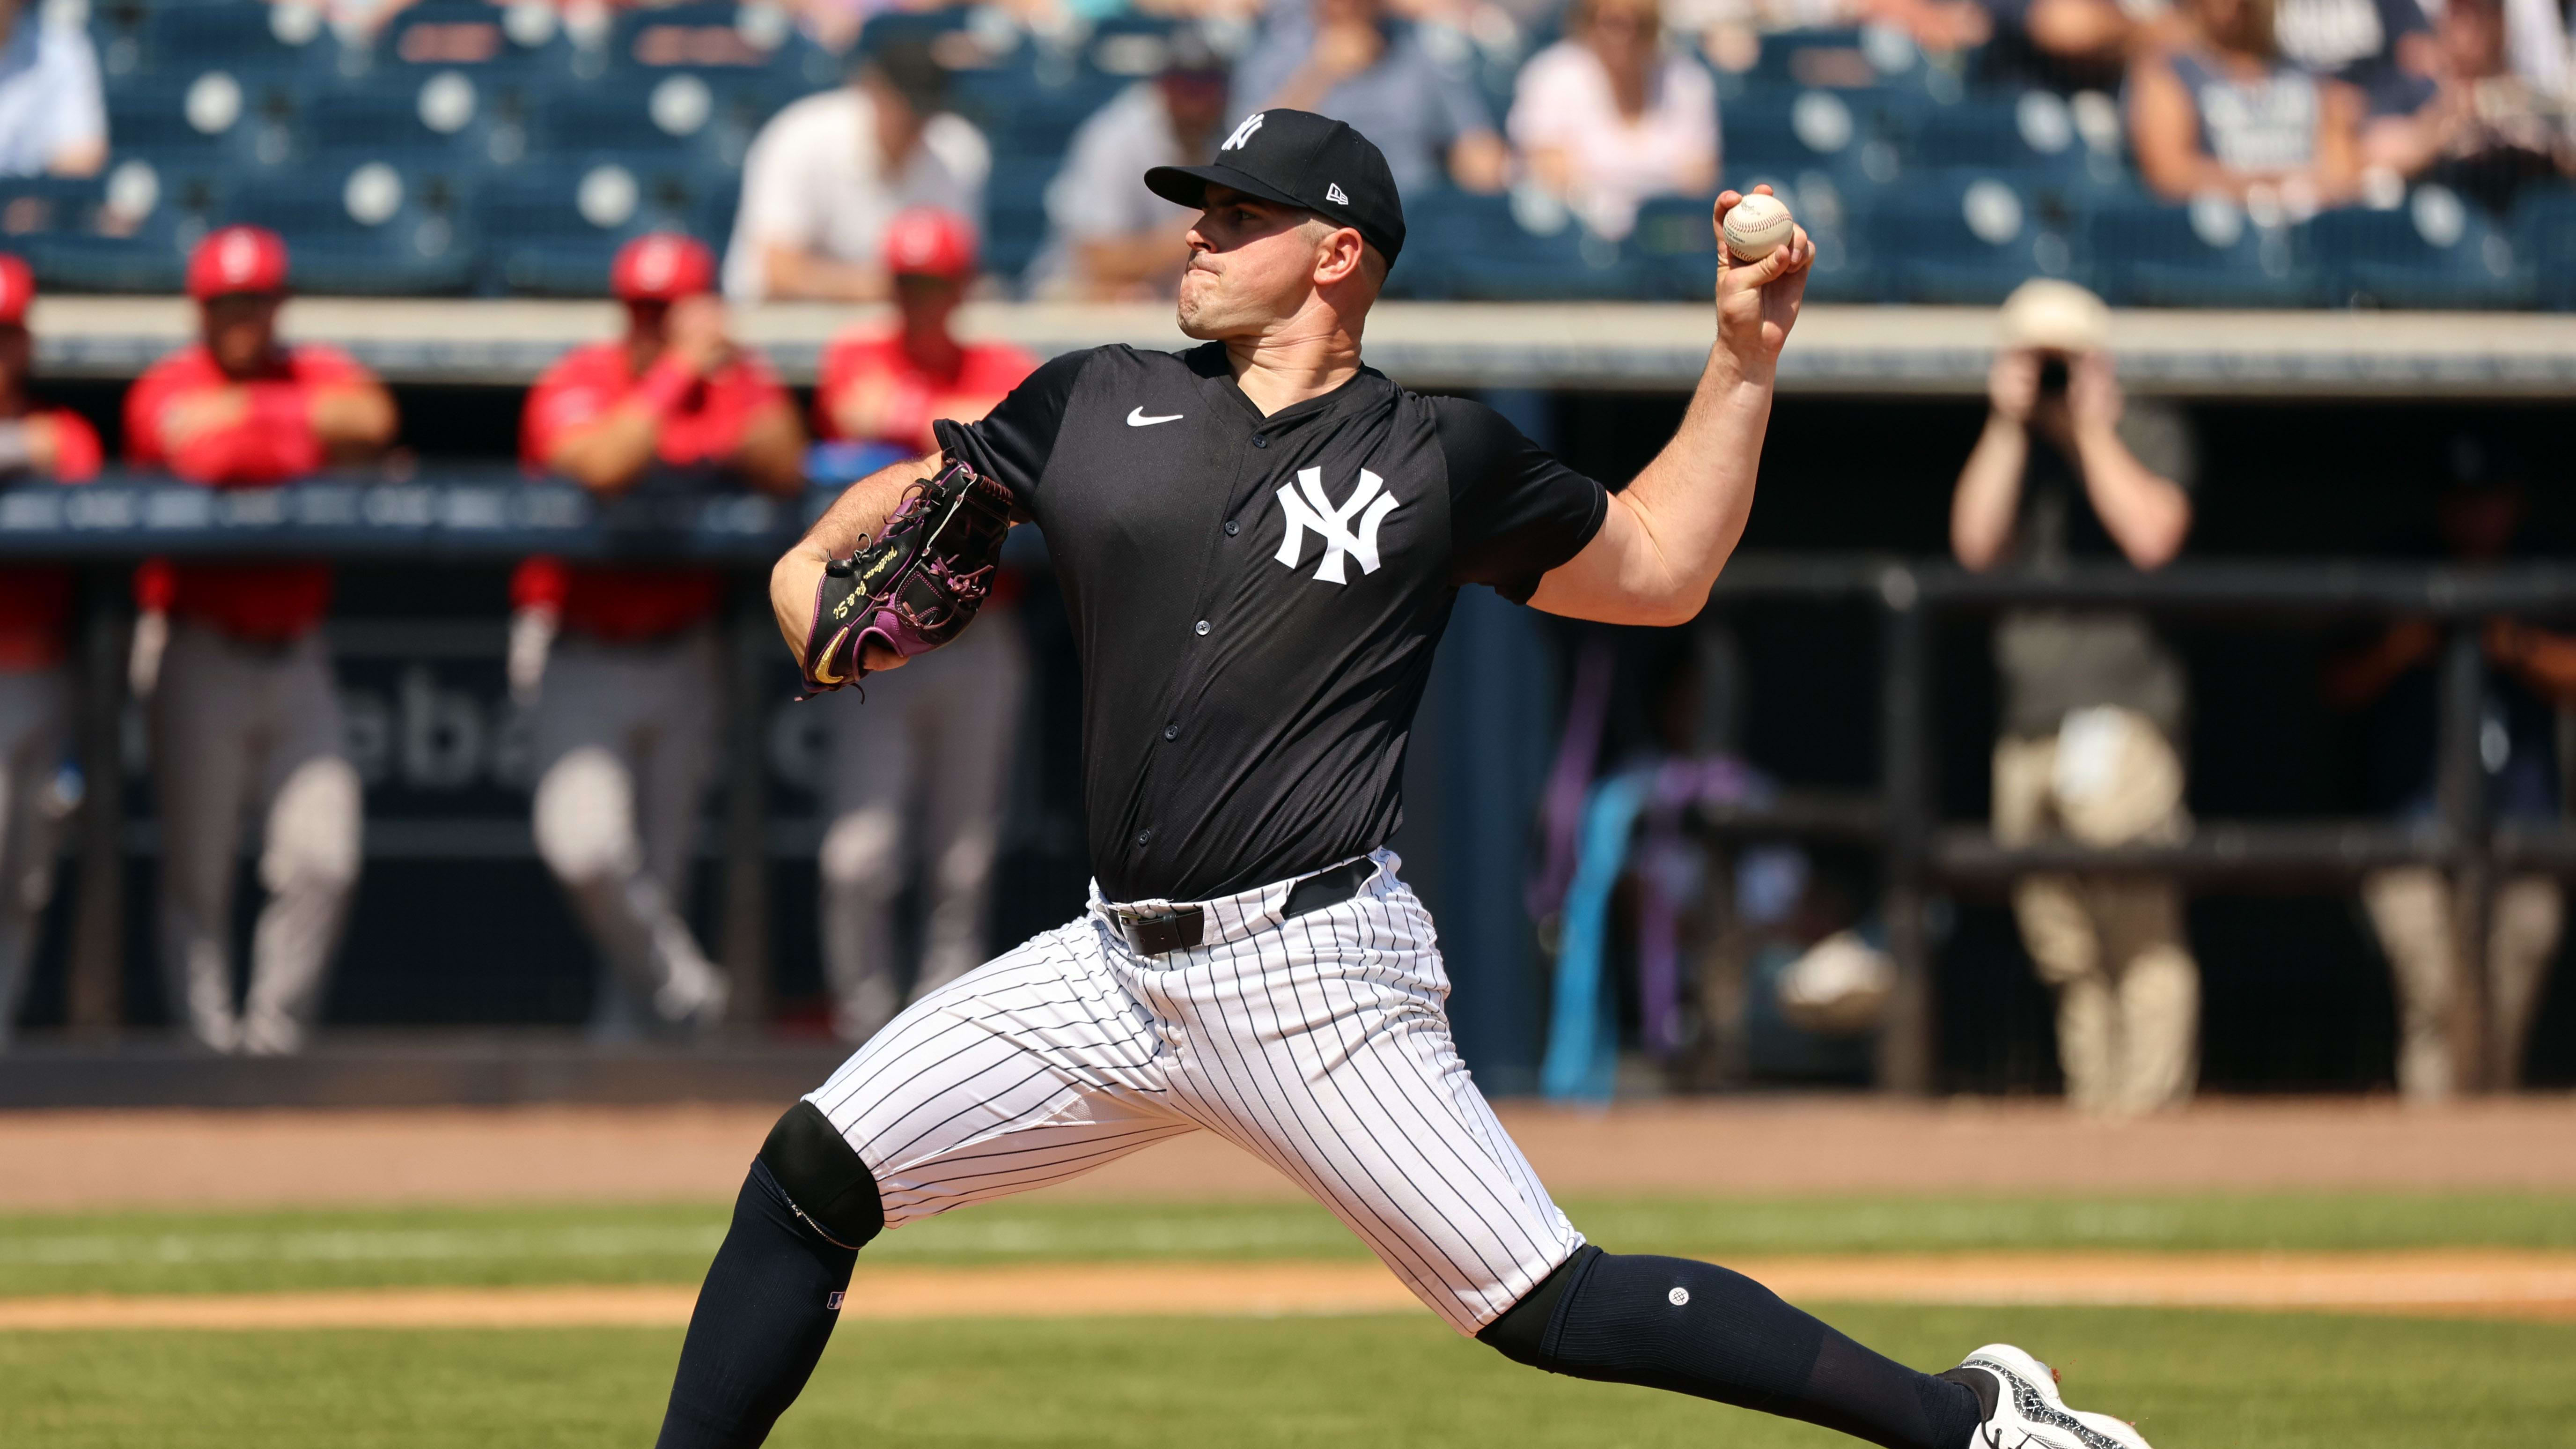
left=10, top=483, right=2569, bottom=1091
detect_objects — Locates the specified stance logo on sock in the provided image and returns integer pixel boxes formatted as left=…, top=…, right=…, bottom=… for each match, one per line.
left=824, top=1291, right=844, bottom=1310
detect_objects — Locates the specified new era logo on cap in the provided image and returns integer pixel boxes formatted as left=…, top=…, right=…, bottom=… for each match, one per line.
left=1144, top=109, right=1408, bottom=266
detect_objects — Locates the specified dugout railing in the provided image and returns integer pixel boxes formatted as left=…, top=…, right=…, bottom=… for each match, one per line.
left=7, top=481, right=2569, bottom=1095
left=1698, top=554, right=2576, bottom=1097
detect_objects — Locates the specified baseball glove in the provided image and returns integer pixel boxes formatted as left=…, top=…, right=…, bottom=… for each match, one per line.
left=799, top=455, right=1014, bottom=695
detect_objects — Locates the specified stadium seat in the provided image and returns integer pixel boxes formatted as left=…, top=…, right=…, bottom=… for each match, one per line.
left=608, top=1, right=839, bottom=96
left=225, top=162, right=479, bottom=295
left=1865, top=172, right=2077, bottom=303
left=478, top=160, right=727, bottom=296
left=107, top=71, right=300, bottom=174
left=1897, top=90, right=2126, bottom=202
left=2308, top=187, right=2532, bottom=309
left=2509, top=186, right=2576, bottom=310
left=0, top=175, right=110, bottom=241
left=1405, top=188, right=1635, bottom=301
left=138, top=0, right=336, bottom=82
left=15, top=156, right=212, bottom=292
left=1739, top=25, right=1923, bottom=91
left=982, top=153, right=1059, bottom=290
left=1723, top=86, right=1899, bottom=185
left=326, top=0, right=571, bottom=96
left=305, top=76, right=509, bottom=170
left=532, top=75, right=766, bottom=174
left=2083, top=192, right=2317, bottom=307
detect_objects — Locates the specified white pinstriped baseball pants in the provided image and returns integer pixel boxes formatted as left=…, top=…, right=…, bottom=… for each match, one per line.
left=804, top=849, right=1586, bottom=1334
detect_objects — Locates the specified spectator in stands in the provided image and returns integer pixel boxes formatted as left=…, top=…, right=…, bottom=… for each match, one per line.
left=2360, top=0, right=2576, bottom=213
left=1233, top=0, right=1509, bottom=195
left=2272, top=0, right=2435, bottom=116
left=1950, top=280, right=2202, bottom=1117
left=0, top=0, right=105, bottom=178
left=1981, top=0, right=2179, bottom=94
left=1507, top=0, right=1720, bottom=240
left=2326, top=437, right=2573, bottom=1098
left=1029, top=27, right=1233, bottom=299
left=124, top=227, right=396, bottom=1056
left=724, top=36, right=990, bottom=303
left=0, top=256, right=101, bottom=1050
left=810, top=208, right=1035, bottom=1043
left=516, top=234, right=803, bottom=1040
left=2127, top=0, right=2366, bottom=207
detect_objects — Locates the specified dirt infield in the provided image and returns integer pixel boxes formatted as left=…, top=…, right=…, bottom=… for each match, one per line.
left=5, top=1096, right=2576, bottom=1211
left=3, top=1250, right=2571, bottom=1330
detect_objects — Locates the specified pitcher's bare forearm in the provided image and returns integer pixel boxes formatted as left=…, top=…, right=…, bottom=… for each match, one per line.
left=769, top=451, right=938, bottom=659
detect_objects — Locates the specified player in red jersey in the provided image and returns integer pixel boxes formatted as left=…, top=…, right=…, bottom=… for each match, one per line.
left=515, top=233, right=804, bottom=1037
left=0, top=256, right=103, bottom=1049
left=808, top=208, right=1037, bottom=1041
left=123, top=226, right=397, bottom=1055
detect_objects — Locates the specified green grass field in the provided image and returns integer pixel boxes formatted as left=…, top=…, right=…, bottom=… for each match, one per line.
left=7, top=1191, right=2574, bottom=1447
left=3, top=1190, right=2571, bottom=1296
left=5, top=1307, right=2572, bottom=1449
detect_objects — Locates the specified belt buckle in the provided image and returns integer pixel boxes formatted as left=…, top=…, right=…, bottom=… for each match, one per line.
left=1119, top=905, right=1204, bottom=956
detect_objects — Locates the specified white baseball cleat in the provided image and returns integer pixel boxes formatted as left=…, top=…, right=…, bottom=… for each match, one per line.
left=1956, top=1344, right=2154, bottom=1449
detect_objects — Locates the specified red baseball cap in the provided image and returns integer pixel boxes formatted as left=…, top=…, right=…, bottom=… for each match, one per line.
left=187, top=225, right=291, bottom=300
left=882, top=207, right=976, bottom=281
left=0, top=254, right=32, bottom=325
left=611, top=233, right=715, bottom=302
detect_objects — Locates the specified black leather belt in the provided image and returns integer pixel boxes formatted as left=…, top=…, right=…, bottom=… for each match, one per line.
left=1110, top=858, right=1375, bottom=958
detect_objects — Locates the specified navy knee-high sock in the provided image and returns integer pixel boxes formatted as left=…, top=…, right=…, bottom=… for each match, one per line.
left=1480, top=1249, right=1991, bottom=1449
left=654, top=1162, right=859, bottom=1449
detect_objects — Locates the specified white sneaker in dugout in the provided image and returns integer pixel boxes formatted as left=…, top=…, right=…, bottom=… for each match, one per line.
left=1958, top=1344, right=2153, bottom=1449
left=237, top=1012, right=305, bottom=1057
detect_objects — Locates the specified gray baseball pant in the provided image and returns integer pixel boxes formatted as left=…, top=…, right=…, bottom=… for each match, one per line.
left=150, top=624, right=362, bottom=1054
left=530, top=625, right=727, bottom=1033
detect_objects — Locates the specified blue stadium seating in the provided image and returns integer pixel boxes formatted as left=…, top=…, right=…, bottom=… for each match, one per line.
left=1405, top=188, right=1635, bottom=301
left=2509, top=187, right=2576, bottom=310
left=29, top=13, right=2570, bottom=304
left=2309, top=187, right=2532, bottom=309
left=984, top=152, right=1059, bottom=288
left=478, top=161, right=714, bottom=296
left=304, top=76, right=508, bottom=170
left=2083, top=193, right=2316, bottom=307
left=224, top=162, right=478, bottom=294
left=107, top=71, right=300, bottom=174
left=1866, top=172, right=2076, bottom=303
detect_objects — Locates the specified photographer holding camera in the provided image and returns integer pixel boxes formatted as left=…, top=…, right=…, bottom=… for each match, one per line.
left=1951, top=280, right=2202, bottom=1116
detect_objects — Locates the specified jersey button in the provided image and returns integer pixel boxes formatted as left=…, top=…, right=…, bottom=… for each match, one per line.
left=1135, top=828, right=1152, bottom=847
left=1223, top=520, right=1240, bottom=536
left=1194, top=620, right=1210, bottom=636
left=1251, top=435, right=1268, bottom=449
left=1163, top=724, right=1179, bottom=741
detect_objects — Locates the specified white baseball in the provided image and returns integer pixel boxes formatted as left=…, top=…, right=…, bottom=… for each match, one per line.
left=1722, top=193, right=1795, bottom=263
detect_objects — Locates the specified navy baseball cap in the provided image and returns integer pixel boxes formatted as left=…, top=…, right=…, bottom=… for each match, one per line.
left=1145, top=108, right=1406, bottom=267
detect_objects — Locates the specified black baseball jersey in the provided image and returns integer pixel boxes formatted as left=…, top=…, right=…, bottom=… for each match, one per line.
left=935, top=342, right=1607, bottom=903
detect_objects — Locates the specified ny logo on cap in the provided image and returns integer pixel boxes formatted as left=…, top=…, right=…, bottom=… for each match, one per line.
left=1222, top=112, right=1266, bottom=151
left=1325, top=184, right=1349, bottom=205
left=1275, top=467, right=1399, bottom=585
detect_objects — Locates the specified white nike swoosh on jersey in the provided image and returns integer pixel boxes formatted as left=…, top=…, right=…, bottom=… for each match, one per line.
left=1126, top=407, right=1184, bottom=427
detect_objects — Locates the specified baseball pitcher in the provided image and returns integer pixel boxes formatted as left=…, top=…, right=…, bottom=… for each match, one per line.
left=658, top=111, right=2153, bottom=1449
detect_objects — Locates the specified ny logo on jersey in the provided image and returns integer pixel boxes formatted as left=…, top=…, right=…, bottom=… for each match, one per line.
left=1274, top=466, right=1399, bottom=585
left=1222, top=112, right=1266, bottom=151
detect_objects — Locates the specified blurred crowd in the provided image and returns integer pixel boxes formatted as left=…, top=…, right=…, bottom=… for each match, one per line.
left=0, top=0, right=2570, bottom=301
